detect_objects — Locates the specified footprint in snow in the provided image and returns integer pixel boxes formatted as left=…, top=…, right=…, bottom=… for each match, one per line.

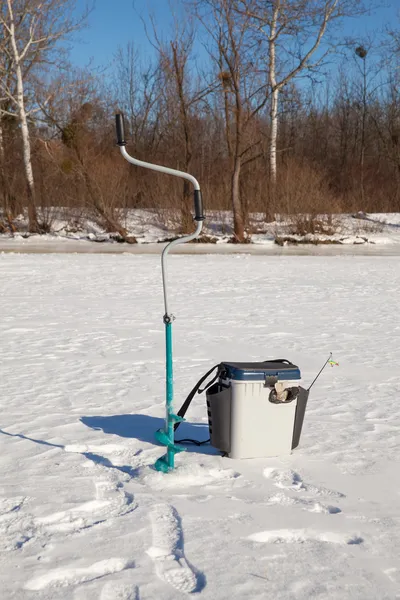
left=100, top=581, right=140, bottom=600
left=37, top=474, right=136, bottom=535
left=0, top=497, right=34, bottom=552
left=248, top=528, right=363, bottom=545
left=384, top=568, right=400, bottom=584
left=0, top=496, right=26, bottom=515
left=147, top=503, right=204, bottom=594
left=266, top=491, right=341, bottom=514
left=263, top=468, right=345, bottom=499
left=25, top=558, right=135, bottom=590
left=144, top=463, right=240, bottom=490
left=173, top=494, right=214, bottom=504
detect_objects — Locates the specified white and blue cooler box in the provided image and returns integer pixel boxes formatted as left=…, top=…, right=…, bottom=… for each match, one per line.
left=206, top=361, right=309, bottom=459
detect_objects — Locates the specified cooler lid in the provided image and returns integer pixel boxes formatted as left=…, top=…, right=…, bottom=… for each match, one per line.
left=221, top=360, right=301, bottom=381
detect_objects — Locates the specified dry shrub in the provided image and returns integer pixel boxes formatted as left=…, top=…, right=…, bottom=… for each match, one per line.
left=287, top=213, right=340, bottom=236
left=190, top=234, right=218, bottom=243
left=272, top=159, right=343, bottom=237
left=37, top=205, right=60, bottom=233
left=275, top=158, right=339, bottom=215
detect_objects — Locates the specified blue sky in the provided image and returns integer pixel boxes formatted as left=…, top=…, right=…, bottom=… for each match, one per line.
left=70, top=0, right=186, bottom=69
left=69, top=0, right=399, bottom=71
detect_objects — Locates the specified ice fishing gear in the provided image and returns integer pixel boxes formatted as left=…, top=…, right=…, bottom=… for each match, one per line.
left=174, top=355, right=338, bottom=459
left=307, top=352, right=338, bottom=391
left=115, top=113, right=204, bottom=473
left=172, top=360, right=308, bottom=459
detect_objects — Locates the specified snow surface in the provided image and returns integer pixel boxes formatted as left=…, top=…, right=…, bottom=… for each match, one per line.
left=1, top=253, right=400, bottom=599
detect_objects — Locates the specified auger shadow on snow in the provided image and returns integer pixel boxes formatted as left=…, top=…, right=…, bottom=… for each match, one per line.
left=0, top=428, right=139, bottom=478
left=0, top=429, right=64, bottom=449
left=80, top=414, right=218, bottom=456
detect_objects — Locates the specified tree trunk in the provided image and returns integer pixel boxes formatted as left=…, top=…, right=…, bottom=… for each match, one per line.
left=181, top=178, right=193, bottom=233
left=0, top=119, right=6, bottom=209
left=0, top=119, right=5, bottom=233
left=268, top=86, right=279, bottom=221
left=18, top=75, right=40, bottom=233
left=7, top=0, right=40, bottom=233
left=267, top=3, right=279, bottom=223
left=180, top=130, right=193, bottom=233
left=170, top=41, right=195, bottom=234
left=76, top=148, right=134, bottom=243
left=360, top=60, right=367, bottom=207
left=232, top=159, right=244, bottom=241
left=0, top=119, right=14, bottom=232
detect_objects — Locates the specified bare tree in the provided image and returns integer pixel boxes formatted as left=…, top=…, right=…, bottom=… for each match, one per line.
left=235, top=0, right=369, bottom=217
left=0, top=0, right=88, bottom=232
left=37, top=69, right=137, bottom=241
left=368, top=67, right=400, bottom=209
left=113, top=43, right=163, bottom=155
left=143, top=11, right=213, bottom=232
left=195, top=0, right=267, bottom=241
left=355, top=44, right=368, bottom=205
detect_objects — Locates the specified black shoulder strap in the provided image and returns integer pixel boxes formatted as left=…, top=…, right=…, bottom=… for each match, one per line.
left=174, top=364, right=221, bottom=431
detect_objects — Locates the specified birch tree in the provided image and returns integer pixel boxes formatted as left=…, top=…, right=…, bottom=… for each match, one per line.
left=235, top=0, right=369, bottom=217
left=0, top=0, right=87, bottom=233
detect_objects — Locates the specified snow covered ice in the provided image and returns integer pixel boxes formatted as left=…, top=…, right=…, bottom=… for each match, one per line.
left=0, top=252, right=400, bottom=599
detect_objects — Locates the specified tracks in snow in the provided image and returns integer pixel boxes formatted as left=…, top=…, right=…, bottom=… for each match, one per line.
left=248, top=528, right=363, bottom=545
left=100, top=581, right=140, bottom=600
left=37, top=474, right=136, bottom=535
left=263, top=467, right=345, bottom=515
left=16, top=444, right=203, bottom=596
left=244, top=467, right=365, bottom=549
left=26, top=558, right=134, bottom=591
left=263, top=467, right=345, bottom=498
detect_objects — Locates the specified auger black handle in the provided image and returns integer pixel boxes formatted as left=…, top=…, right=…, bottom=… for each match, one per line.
left=194, top=190, right=205, bottom=221
left=115, top=113, right=126, bottom=146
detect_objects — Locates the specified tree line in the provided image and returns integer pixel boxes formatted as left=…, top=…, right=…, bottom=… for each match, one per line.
left=0, top=0, right=399, bottom=241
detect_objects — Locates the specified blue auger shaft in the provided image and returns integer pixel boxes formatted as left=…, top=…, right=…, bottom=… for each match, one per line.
left=165, top=320, right=174, bottom=469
